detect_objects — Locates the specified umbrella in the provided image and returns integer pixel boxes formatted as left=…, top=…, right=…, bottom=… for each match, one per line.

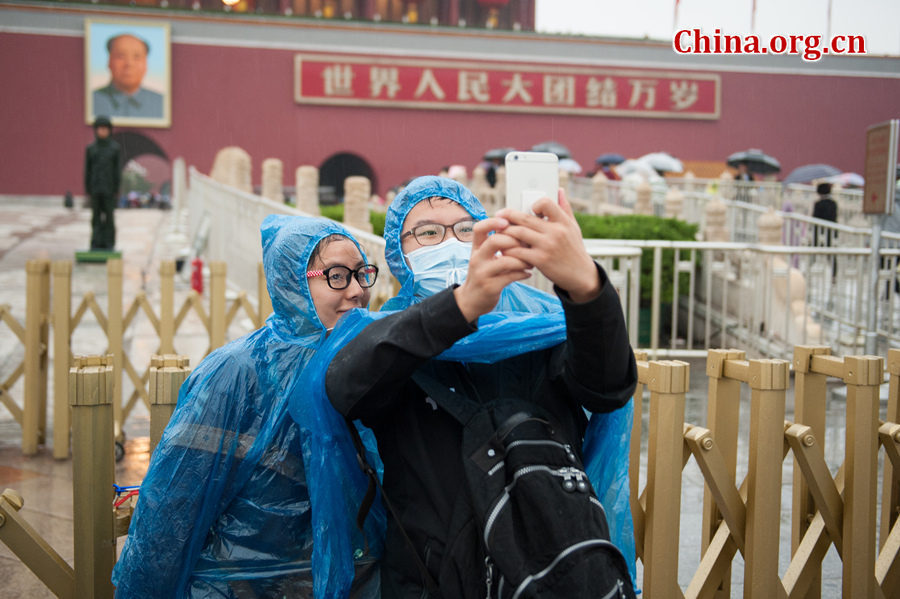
left=637, top=151, right=683, bottom=174
left=727, top=149, right=781, bottom=175
left=483, top=147, right=515, bottom=161
left=822, top=172, right=864, bottom=188
left=530, top=141, right=571, bottom=159
left=614, top=159, right=659, bottom=179
left=595, top=153, right=625, bottom=166
left=558, top=158, right=583, bottom=174
left=782, top=163, right=841, bottom=185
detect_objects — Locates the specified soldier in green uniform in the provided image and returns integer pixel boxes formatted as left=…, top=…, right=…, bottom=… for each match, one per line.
left=84, top=116, right=122, bottom=250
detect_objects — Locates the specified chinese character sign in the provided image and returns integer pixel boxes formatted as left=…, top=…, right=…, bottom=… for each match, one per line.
left=862, top=119, right=899, bottom=215
left=294, top=54, right=720, bottom=119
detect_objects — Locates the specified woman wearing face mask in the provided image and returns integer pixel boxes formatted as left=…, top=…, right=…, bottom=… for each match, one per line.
left=291, top=176, right=638, bottom=598
left=113, top=215, right=384, bottom=599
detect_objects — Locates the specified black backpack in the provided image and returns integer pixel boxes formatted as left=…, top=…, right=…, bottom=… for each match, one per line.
left=408, top=372, right=636, bottom=599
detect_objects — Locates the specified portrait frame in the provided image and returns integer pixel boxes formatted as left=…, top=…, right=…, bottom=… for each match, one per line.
left=85, top=19, right=171, bottom=128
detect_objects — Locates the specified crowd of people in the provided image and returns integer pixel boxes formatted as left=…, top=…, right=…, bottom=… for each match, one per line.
left=112, top=175, right=639, bottom=598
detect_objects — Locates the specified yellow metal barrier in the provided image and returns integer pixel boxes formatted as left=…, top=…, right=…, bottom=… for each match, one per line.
left=8, top=259, right=270, bottom=456
left=148, top=355, right=191, bottom=453
left=70, top=355, right=116, bottom=598
left=52, top=261, right=73, bottom=459
left=0, top=354, right=125, bottom=598
left=640, top=358, right=690, bottom=598
left=0, top=488, right=75, bottom=599
left=627, top=348, right=900, bottom=598
left=22, top=259, right=49, bottom=455
left=0, top=303, right=26, bottom=434
left=6, top=283, right=900, bottom=598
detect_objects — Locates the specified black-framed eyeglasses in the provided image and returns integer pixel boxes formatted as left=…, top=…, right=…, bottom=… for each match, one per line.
left=400, top=220, right=476, bottom=246
left=306, top=264, right=379, bottom=290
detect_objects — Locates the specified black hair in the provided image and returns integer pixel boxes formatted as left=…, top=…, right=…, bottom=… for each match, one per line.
left=816, top=182, right=833, bottom=195
left=106, top=33, right=150, bottom=55
left=93, top=115, right=112, bottom=129
left=421, top=195, right=457, bottom=208
left=308, top=234, right=352, bottom=270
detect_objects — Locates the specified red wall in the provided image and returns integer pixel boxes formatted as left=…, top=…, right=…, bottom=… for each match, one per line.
left=2, top=30, right=899, bottom=196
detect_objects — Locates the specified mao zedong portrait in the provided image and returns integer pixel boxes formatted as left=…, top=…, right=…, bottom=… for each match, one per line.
left=93, top=33, right=163, bottom=119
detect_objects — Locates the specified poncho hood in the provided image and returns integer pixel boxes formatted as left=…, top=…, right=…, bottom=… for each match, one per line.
left=261, top=214, right=367, bottom=342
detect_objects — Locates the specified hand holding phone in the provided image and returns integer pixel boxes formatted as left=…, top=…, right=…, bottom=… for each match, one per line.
left=505, top=151, right=559, bottom=214
left=498, top=186, right=603, bottom=303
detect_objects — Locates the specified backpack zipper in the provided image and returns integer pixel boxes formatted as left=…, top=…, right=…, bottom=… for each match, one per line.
left=485, top=441, right=576, bottom=477
left=590, top=495, right=607, bottom=517
left=599, top=579, right=627, bottom=599
left=483, top=465, right=591, bottom=546
left=487, top=460, right=504, bottom=477
left=509, top=538, right=624, bottom=599
left=484, top=556, right=494, bottom=598
left=505, top=439, right=573, bottom=455
left=505, top=440, right=578, bottom=464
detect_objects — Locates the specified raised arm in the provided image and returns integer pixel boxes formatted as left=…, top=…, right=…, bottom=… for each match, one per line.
left=326, top=287, right=475, bottom=422
left=554, top=264, right=637, bottom=413
left=328, top=215, right=533, bottom=422
left=499, top=190, right=636, bottom=411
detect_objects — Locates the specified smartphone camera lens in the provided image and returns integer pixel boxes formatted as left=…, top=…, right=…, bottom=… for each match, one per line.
left=513, top=155, right=519, bottom=160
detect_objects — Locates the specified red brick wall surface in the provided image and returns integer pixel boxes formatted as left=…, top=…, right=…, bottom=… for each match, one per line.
left=2, top=29, right=898, bottom=196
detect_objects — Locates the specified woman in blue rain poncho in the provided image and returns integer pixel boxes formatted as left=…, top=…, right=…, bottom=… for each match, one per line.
left=294, top=176, right=638, bottom=597
left=113, top=215, right=385, bottom=599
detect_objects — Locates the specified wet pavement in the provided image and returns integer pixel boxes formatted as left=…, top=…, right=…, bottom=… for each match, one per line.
left=0, top=198, right=224, bottom=597
left=0, top=198, right=856, bottom=596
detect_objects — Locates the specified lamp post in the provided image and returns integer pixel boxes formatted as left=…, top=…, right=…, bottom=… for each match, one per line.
left=405, top=0, right=421, bottom=24
left=477, top=0, right=509, bottom=29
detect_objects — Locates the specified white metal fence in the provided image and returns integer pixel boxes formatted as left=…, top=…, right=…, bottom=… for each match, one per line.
left=567, top=175, right=869, bottom=228
left=189, top=169, right=900, bottom=360
left=188, top=168, right=396, bottom=308
left=586, top=240, right=900, bottom=360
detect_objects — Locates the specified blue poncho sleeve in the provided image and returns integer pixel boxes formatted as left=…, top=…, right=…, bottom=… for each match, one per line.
left=113, top=347, right=278, bottom=597
left=583, top=401, right=637, bottom=584
left=289, top=314, right=387, bottom=599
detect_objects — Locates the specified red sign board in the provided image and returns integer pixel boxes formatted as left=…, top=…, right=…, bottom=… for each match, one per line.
left=863, top=119, right=898, bottom=215
left=293, top=53, right=720, bottom=120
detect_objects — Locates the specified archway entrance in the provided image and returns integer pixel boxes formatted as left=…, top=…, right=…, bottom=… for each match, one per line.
left=113, top=131, right=169, bottom=165
left=318, top=152, right=376, bottom=205
left=112, top=131, right=171, bottom=204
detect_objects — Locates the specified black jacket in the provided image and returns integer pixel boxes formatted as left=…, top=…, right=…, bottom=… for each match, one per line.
left=812, top=196, right=838, bottom=246
left=812, top=196, right=837, bottom=223
left=84, top=137, right=122, bottom=196
left=327, top=265, right=637, bottom=598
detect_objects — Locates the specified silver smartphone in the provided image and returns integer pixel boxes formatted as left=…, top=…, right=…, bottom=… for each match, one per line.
left=505, top=151, right=559, bottom=213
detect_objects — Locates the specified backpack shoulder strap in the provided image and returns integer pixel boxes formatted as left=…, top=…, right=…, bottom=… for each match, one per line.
left=345, top=417, right=439, bottom=595
left=411, top=370, right=481, bottom=426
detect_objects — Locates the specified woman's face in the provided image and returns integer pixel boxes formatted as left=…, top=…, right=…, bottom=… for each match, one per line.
left=307, top=238, right=371, bottom=330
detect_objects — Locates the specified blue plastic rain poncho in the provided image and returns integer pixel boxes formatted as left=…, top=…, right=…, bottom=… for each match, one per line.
left=113, top=216, right=384, bottom=599
left=291, top=176, right=636, bottom=581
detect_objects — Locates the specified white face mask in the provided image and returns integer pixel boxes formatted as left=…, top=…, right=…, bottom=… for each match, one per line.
left=405, top=237, right=472, bottom=298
